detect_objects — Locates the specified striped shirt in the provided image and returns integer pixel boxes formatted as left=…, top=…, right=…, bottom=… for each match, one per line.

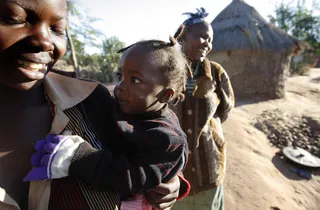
left=48, top=105, right=120, bottom=210
left=186, top=77, right=197, bottom=95
left=186, top=63, right=200, bottom=95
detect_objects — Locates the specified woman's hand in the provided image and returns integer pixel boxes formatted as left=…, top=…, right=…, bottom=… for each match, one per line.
left=146, top=175, right=180, bottom=210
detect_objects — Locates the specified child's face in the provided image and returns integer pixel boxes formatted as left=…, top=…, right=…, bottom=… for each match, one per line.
left=114, top=46, right=167, bottom=114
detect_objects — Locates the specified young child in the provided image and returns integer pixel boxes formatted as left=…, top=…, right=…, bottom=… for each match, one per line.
left=24, top=37, right=190, bottom=209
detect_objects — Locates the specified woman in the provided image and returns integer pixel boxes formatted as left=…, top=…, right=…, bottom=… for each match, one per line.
left=0, top=0, right=187, bottom=209
left=171, top=8, right=235, bottom=210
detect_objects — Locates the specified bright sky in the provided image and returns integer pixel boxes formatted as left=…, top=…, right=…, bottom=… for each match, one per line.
left=76, top=0, right=314, bottom=51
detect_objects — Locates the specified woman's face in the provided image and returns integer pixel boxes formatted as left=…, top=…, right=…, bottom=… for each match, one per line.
left=0, top=0, right=68, bottom=91
left=181, top=22, right=213, bottom=63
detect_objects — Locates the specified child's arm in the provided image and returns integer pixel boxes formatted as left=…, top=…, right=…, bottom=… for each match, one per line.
left=70, top=120, right=188, bottom=200
left=24, top=121, right=188, bottom=200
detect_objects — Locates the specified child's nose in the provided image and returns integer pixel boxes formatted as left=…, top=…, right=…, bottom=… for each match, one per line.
left=114, top=83, right=128, bottom=98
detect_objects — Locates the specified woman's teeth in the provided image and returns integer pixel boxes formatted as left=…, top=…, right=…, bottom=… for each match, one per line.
left=16, top=60, right=46, bottom=70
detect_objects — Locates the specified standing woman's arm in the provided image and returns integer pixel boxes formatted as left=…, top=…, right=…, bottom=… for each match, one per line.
left=212, top=62, right=235, bottom=122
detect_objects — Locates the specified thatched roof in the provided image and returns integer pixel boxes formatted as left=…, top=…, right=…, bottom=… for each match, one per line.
left=211, top=0, right=300, bottom=53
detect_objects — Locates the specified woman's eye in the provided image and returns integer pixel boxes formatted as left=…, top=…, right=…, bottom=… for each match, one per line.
left=51, top=21, right=68, bottom=36
left=131, top=77, right=141, bottom=84
left=0, top=17, right=25, bottom=25
left=51, top=27, right=66, bottom=36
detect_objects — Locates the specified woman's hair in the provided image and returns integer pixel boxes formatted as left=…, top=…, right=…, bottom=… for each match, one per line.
left=117, top=35, right=189, bottom=105
left=174, top=7, right=213, bottom=43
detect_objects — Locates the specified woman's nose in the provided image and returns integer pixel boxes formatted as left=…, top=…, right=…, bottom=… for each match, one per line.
left=28, top=23, right=54, bottom=52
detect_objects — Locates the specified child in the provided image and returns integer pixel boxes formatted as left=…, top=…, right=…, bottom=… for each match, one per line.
left=24, top=37, right=190, bottom=209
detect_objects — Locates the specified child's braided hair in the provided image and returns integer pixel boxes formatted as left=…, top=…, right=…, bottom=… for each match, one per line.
left=117, top=34, right=189, bottom=105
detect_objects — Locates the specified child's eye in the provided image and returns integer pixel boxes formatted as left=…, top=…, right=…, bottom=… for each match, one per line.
left=116, top=72, right=122, bottom=81
left=131, top=77, right=141, bottom=84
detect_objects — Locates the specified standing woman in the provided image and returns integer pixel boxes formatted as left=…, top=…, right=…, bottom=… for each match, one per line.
left=171, top=8, right=235, bottom=210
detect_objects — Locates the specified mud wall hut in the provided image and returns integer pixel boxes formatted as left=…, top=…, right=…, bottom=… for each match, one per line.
left=208, top=0, right=302, bottom=99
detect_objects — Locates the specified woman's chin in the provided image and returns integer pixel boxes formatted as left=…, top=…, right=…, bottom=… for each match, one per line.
left=199, top=57, right=206, bottom=62
left=190, top=54, right=206, bottom=63
left=1, top=80, right=43, bottom=91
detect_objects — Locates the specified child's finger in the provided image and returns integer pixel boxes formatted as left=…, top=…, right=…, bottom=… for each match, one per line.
left=41, top=154, right=50, bottom=166
left=30, top=152, right=43, bottom=167
left=43, top=142, right=57, bottom=153
left=34, top=140, right=45, bottom=152
left=46, top=135, right=62, bottom=144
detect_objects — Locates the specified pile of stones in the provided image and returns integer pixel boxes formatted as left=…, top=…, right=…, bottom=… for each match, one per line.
left=254, top=109, right=320, bottom=158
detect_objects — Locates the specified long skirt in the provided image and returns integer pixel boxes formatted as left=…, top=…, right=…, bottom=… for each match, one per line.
left=172, top=185, right=224, bottom=210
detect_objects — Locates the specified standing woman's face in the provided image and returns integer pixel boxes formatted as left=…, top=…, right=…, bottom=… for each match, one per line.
left=0, top=0, right=68, bottom=91
left=181, top=22, right=213, bottom=63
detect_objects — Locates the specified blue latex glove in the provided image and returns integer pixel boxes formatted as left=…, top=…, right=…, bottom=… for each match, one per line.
left=24, top=134, right=84, bottom=181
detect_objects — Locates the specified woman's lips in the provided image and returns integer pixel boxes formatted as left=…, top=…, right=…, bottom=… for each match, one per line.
left=199, top=49, right=207, bottom=56
left=16, top=59, right=46, bottom=71
left=15, top=59, right=48, bottom=80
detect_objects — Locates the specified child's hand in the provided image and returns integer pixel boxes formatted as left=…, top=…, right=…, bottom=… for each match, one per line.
left=23, top=134, right=84, bottom=181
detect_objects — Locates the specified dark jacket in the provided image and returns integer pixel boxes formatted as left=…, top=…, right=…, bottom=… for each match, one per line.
left=70, top=102, right=188, bottom=200
left=30, top=70, right=190, bottom=210
left=170, top=58, right=235, bottom=194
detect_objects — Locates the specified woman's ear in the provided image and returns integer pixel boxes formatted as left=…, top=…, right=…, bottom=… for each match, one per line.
left=158, top=88, right=175, bottom=103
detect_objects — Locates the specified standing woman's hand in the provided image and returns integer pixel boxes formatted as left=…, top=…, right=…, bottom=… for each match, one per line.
left=146, top=175, right=180, bottom=210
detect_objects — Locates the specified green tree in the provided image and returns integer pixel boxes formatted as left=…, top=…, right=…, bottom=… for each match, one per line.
left=268, top=0, right=320, bottom=54
left=66, top=0, right=103, bottom=72
left=100, top=36, right=126, bottom=82
left=63, top=1, right=126, bottom=83
left=268, top=2, right=295, bottom=33
left=292, top=8, right=320, bottom=53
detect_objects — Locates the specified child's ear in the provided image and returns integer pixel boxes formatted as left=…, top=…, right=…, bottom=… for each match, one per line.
left=158, top=88, right=175, bottom=103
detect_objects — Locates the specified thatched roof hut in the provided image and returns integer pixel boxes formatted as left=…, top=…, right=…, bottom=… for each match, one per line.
left=208, top=0, right=302, bottom=99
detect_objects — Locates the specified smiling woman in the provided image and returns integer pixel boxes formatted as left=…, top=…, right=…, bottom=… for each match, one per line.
left=0, top=0, right=67, bottom=208
left=170, top=8, right=235, bottom=210
left=0, top=0, right=186, bottom=209
left=0, top=0, right=67, bottom=90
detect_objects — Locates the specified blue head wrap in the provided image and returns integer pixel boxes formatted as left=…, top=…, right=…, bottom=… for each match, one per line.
left=182, top=7, right=209, bottom=27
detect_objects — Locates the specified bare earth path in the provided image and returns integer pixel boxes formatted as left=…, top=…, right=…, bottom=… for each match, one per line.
left=223, top=69, right=320, bottom=210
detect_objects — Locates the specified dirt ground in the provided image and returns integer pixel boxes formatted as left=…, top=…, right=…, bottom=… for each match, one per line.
left=223, top=68, right=320, bottom=210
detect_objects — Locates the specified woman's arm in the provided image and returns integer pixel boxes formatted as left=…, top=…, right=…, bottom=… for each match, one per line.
left=212, top=62, right=235, bottom=122
left=146, top=173, right=190, bottom=209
